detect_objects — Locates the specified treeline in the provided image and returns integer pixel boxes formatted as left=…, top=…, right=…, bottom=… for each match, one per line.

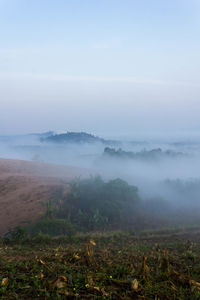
left=103, top=147, right=184, bottom=161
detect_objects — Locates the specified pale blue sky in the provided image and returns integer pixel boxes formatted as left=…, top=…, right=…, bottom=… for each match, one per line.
left=0, top=0, right=200, bottom=136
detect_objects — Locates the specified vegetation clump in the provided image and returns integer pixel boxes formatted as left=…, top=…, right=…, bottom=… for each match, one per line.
left=58, top=176, right=141, bottom=231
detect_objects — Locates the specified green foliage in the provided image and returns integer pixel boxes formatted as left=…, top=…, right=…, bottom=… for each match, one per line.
left=31, top=233, right=53, bottom=244
left=3, top=226, right=28, bottom=243
left=30, top=218, right=75, bottom=237
left=57, top=176, right=141, bottom=230
left=1, top=229, right=200, bottom=299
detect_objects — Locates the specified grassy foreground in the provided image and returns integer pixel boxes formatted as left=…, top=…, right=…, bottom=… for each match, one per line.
left=1, top=228, right=200, bottom=299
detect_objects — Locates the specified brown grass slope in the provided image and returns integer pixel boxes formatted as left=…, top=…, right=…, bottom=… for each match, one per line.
left=0, top=158, right=91, bottom=235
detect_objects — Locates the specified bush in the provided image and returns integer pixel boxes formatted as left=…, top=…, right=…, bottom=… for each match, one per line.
left=3, top=226, right=28, bottom=243
left=30, top=218, right=75, bottom=237
left=32, top=233, right=53, bottom=244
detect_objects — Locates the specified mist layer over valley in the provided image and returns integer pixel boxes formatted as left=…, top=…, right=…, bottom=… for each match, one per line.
left=1, top=130, right=200, bottom=228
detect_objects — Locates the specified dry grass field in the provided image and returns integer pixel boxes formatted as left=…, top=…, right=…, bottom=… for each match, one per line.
left=0, top=158, right=91, bottom=235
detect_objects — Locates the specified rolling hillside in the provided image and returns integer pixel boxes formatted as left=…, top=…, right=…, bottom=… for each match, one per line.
left=0, top=158, right=91, bottom=235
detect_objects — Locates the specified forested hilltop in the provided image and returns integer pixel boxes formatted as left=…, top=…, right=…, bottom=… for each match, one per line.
left=42, top=132, right=120, bottom=145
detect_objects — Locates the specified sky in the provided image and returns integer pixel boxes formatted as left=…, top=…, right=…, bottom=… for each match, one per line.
left=0, top=0, right=200, bottom=137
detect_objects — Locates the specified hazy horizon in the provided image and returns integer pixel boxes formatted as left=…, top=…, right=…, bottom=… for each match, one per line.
left=1, top=0, right=200, bottom=135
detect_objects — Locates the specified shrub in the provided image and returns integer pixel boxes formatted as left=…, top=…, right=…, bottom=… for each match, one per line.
left=3, top=226, right=28, bottom=243
left=30, top=218, right=75, bottom=237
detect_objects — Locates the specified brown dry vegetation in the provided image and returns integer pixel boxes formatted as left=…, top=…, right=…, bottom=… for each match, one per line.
left=0, top=158, right=91, bottom=235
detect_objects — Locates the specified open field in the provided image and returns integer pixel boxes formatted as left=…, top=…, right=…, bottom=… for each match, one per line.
left=1, top=229, right=200, bottom=299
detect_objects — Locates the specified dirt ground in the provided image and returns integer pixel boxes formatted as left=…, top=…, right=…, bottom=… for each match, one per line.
left=0, top=158, right=91, bottom=235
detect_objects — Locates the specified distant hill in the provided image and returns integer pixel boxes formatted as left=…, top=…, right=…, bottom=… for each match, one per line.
left=42, top=131, right=120, bottom=145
